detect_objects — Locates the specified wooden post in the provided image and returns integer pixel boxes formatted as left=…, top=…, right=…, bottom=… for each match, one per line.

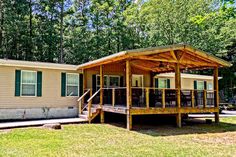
left=100, top=65, right=104, bottom=123
left=81, top=69, right=87, bottom=114
left=126, top=60, right=132, bottom=130
left=162, top=89, right=165, bottom=108
left=214, top=67, right=219, bottom=123
left=176, top=113, right=181, bottom=128
left=175, top=63, right=181, bottom=108
left=191, top=90, right=195, bottom=108
left=203, top=90, right=207, bottom=108
left=175, top=62, right=181, bottom=128
left=90, top=88, right=93, bottom=97
left=88, top=101, right=92, bottom=123
left=79, top=101, right=82, bottom=114
left=112, top=88, right=115, bottom=107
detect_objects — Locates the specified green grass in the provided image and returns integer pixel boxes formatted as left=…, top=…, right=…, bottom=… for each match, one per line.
left=1, top=117, right=236, bottom=157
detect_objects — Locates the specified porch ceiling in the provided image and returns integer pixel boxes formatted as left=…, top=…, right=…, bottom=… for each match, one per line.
left=77, top=44, right=231, bottom=72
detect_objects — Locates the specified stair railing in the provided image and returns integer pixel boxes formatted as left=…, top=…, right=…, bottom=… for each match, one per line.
left=77, top=89, right=92, bottom=114
left=87, top=88, right=102, bottom=119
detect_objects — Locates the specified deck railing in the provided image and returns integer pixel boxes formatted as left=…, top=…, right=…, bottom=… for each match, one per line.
left=102, top=87, right=127, bottom=107
left=77, top=88, right=92, bottom=114
left=91, top=87, right=216, bottom=109
left=132, top=88, right=178, bottom=108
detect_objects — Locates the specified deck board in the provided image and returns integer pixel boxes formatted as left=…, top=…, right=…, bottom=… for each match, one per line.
left=100, top=104, right=218, bottom=115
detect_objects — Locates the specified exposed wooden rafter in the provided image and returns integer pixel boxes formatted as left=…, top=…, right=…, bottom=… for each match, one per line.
left=170, top=50, right=177, bottom=60
left=132, top=56, right=177, bottom=63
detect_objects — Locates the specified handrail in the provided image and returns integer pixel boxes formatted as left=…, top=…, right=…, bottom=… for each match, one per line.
left=77, top=89, right=92, bottom=114
left=131, top=87, right=178, bottom=90
left=102, top=87, right=127, bottom=90
left=87, top=88, right=101, bottom=103
left=77, top=89, right=91, bottom=102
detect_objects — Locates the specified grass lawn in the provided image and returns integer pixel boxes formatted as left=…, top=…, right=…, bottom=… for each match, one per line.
left=0, top=117, right=236, bottom=157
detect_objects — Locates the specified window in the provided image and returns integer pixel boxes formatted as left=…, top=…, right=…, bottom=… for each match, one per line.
left=196, top=81, right=204, bottom=90
left=66, top=73, right=79, bottom=96
left=109, top=76, right=120, bottom=87
left=96, top=75, right=120, bottom=89
left=158, top=78, right=168, bottom=88
left=207, top=82, right=213, bottom=90
left=21, top=71, right=37, bottom=96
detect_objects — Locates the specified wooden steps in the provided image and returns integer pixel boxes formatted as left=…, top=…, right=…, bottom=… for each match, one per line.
left=79, top=105, right=101, bottom=122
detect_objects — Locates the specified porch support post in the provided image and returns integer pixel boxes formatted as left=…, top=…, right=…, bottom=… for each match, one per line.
left=126, top=60, right=132, bottom=130
left=175, top=62, right=181, bottom=128
left=100, top=65, right=104, bottom=123
left=81, top=69, right=87, bottom=114
left=83, top=69, right=87, bottom=93
left=214, top=67, right=219, bottom=123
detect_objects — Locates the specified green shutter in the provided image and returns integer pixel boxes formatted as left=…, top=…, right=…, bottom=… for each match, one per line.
left=61, top=73, right=66, bottom=97
left=15, top=70, right=21, bottom=96
left=92, top=74, right=96, bottom=93
left=120, top=76, right=124, bottom=87
left=37, top=71, right=42, bottom=97
left=155, top=78, right=159, bottom=88
left=167, top=79, right=170, bottom=88
left=79, top=74, right=83, bottom=96
left=204, top=81, right=207, bottom=90
left=194, top=80, right=197, bottom=90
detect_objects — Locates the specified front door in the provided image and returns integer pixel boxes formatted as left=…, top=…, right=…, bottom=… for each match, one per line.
left=132, top=74, right=143, bottom=87
left=132, top=75, right=144, bottom=106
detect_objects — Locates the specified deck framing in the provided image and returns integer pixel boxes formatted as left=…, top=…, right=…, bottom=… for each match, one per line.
left=101, top=105, right=218, bottom=115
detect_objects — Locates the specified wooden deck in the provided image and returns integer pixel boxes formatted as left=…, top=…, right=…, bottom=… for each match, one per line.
left=96, top=104, right=218, bottom=115
left=76, top=44, right=232, bottom=129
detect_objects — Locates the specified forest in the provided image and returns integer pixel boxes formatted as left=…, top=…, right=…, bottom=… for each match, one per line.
left=0, top=0, right=235, bottom=100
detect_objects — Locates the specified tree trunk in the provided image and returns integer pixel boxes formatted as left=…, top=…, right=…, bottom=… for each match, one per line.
left=59, top=0, right=64, bottom=63
left=0, top=0, right=3, bottom=56
left=27, top=0, right=33, bottom=60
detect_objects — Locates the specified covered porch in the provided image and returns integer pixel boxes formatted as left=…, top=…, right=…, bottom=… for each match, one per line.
left=77, top=44, right=231, bottom=130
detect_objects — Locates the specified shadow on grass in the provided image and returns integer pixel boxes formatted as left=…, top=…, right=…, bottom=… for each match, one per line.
left=103, top=112, right=236, bottom=136
left=132, top=119, right=236, bottom=137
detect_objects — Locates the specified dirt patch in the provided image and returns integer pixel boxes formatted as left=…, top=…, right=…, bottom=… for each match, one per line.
left=192, top=132, right=236, bottom=145
left=0, top=129, right=12, bottom=134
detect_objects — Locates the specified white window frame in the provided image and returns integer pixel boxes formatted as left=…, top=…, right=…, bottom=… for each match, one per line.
left=21, top=70, right=37, bottom=97
left=66, top=73, right=79, bottom=97
left=96, top=75, right=120, bottom=89
left=108, top=75, right=120, bottom=87
left=207, top=82, right=213, bottom=90
left=158, top=78, right=168, bottom=89
left=196, top=80, right=204, bottom=90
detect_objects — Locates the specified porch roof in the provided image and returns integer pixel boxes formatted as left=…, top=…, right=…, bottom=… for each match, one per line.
left=77, top=44, right=231, bottom=72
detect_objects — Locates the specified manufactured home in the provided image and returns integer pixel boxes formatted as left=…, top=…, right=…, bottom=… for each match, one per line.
left=0, top=59, right=82, bottom=120
left=0, top=44, right=231, bottom=130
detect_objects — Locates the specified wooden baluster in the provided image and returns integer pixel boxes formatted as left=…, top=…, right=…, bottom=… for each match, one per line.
left=90, top=88, right=92, bottom=97
left=203, top=90, right=207, bottom=108
left=146, top=88, right=149, bottom=109
left=162, top=89, right=165, bottom=108
left=112, top=88, right=115, bottom=107
left=79, top=100, right=82, bottom=114
left=191, top=90, right=195, bottom=108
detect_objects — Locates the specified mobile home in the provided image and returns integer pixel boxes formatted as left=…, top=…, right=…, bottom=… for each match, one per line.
left=0, top=44, right=231, bottom=130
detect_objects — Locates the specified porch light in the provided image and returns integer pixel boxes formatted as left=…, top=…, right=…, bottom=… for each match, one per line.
left=159, top=62, right=164, bottom=68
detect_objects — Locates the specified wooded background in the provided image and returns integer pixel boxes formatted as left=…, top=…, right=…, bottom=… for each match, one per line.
left=0, top=0, right=235, bottom=100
